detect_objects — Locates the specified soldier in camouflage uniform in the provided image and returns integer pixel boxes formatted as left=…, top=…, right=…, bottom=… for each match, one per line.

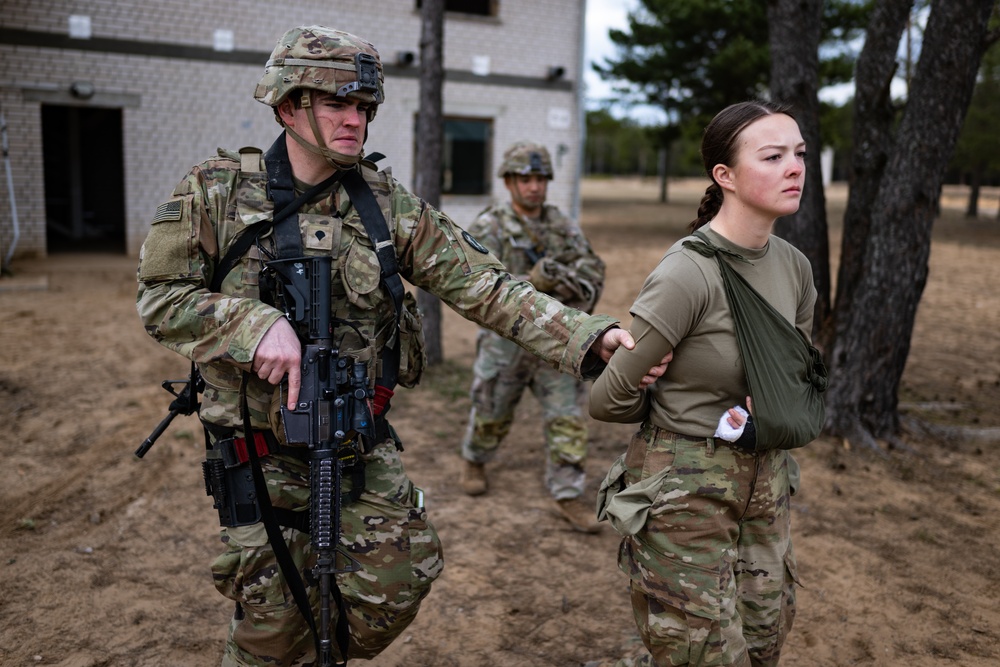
left=136, top=26, right=661, bottom=667
left=589, top=101, right=809, bottom=667
left=459, top=142, right=606, bottom=533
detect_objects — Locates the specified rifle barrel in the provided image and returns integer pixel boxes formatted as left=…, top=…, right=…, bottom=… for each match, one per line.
left=134, top=409, right=179, bottom=458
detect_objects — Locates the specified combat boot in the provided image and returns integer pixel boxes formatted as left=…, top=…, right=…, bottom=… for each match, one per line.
left=460, top=460, right=488, bottom=496
left=554, top=497, right=602, bottom=533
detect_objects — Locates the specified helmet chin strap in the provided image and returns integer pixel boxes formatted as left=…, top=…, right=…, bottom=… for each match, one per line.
left=283, top=90, right=363, bottom=170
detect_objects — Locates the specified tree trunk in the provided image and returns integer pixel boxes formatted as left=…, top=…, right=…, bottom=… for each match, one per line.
left=822, top=0, right=913, bottom=356
left=415, top=0, right=445, bottom=365
left=767, top=0, right=831, bottom=341
left=966, top=167, right=982, bottom=217
left=825, top=0, right=995, bottom=445
left=657, top=146, right=669, bottom=203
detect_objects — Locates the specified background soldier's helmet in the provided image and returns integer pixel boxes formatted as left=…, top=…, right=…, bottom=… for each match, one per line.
left=498, top=141, right=554, bottom=179
left=254, top=26, right=385, bottom=121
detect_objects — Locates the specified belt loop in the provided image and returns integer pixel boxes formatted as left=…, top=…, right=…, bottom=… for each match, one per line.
left=705, top=437, right=716, bottom=457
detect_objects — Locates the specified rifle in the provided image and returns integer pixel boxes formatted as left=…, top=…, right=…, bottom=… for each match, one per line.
left=135, top=365, right=205, bottom=458
left=265, top=255, right=373, bottom=666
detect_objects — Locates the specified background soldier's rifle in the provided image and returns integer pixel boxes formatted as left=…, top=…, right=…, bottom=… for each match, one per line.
left=265, top=255, right=374, bottom=667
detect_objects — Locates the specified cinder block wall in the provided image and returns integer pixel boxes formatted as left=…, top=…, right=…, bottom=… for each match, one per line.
left=0, top=0, right=583, bottom=259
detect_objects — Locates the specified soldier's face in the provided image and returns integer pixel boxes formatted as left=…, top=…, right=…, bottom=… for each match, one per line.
left=279, top=91, right=369, bottom=156
left=506, top=174, right=548, bottom=216
left=717, top=113, right=805, bottom=221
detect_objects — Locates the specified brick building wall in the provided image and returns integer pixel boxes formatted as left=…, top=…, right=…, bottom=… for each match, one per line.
left=0, top=0, right=585, bottom=260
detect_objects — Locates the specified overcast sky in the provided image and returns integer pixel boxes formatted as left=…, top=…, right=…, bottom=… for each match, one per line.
left=583, top=0, right=643, bottom=114
left=582, top=0, right=871, bottom=123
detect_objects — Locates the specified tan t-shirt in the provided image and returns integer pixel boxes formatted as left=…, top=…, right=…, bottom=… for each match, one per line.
left=590, top=226, right=816, bottom=435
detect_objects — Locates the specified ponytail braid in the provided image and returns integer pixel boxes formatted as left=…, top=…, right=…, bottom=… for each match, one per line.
left=689, top=182, right=723, bottom=234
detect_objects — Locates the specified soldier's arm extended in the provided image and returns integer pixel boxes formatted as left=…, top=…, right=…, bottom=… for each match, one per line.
left=389, top=181, right=619, bottom=379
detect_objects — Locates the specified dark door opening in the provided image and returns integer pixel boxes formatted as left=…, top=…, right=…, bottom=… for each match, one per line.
left=42, top=105, right=126, bottom=253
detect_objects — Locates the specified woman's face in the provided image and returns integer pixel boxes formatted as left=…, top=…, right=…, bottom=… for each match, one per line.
left=726, top=113, right=806, bottom=220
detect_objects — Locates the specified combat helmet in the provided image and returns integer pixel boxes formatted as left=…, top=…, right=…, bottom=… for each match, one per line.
left=254, top=26, right=384, bottom=167
left=498, top=141, right=554, bottom=179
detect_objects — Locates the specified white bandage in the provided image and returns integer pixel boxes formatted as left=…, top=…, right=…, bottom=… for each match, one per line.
left=714, top=405, right=749, bottom=442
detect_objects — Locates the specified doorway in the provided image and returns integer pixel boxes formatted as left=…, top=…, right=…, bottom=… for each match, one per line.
left=41, top=105, right=126, bottom=252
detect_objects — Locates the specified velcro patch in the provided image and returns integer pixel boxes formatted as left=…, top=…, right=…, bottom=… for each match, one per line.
left=152, top=200, right=183, bottom=223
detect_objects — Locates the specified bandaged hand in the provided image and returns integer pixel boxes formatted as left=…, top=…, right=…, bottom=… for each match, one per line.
left=715, top=405, right=749, bottom=442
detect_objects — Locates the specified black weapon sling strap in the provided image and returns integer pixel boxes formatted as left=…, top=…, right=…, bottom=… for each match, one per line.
left=339, top=167, right=405, bottom=401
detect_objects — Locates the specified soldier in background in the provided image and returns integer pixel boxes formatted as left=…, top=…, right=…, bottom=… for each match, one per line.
left=459, top=142, right=606, bottom=534
left=136, top=26, right=664, bottom=667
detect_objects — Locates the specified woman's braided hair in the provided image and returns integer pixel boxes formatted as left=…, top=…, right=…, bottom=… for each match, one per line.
left=688, top=99, right=795, bottom=234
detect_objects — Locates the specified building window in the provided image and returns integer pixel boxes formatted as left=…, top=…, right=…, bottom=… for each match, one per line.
left=416, top=0, right=497, bottom=17
left=441, top=117, right=493, bottom=195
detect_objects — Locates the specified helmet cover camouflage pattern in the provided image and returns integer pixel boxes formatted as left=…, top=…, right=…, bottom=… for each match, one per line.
left=498, top=141, right=554, bottom=179
left=254, top=26, right=385, bottom=111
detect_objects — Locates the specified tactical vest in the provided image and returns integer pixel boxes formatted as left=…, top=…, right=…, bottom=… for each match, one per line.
left=198, top=139, right=425, bottom=432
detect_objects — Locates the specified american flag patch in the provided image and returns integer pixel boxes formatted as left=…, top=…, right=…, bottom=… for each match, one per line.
left=152, top=200, right=183, bottom=223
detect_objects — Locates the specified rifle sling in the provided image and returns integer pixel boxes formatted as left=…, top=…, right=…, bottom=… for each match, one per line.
left=339, top=168, right=404, bottom=394
left=239, top=373, right=351, bottom=666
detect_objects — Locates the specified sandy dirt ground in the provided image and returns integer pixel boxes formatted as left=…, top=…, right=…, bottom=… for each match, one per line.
left=1, top=177, right=999, bottom=667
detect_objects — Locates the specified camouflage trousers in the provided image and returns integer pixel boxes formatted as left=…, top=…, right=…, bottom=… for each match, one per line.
left=461, top=331, right=589, bottom=499
left=599, top=423, right=798, bottom=667
left=211, top=440, right=444, bottom=666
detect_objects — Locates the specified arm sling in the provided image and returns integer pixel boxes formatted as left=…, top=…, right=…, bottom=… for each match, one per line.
left=684, top=231, right=828, bottom=451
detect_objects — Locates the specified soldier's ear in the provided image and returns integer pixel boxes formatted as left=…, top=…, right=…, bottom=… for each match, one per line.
left=276, top=99, right=296, bottom=127
left=713, top=163, right=736, bottom=193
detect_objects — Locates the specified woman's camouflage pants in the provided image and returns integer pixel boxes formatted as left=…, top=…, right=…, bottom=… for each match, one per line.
left=612, top=423, right=798, bottom=667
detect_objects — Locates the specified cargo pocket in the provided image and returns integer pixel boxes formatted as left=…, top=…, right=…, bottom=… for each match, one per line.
left=633, top=550, right=726, bottom=663
left=210, top=522, right=290, bottom=612
left=342, top=235, right=381, bottom=309
left=339, top=492, right=444, bottom=611
left=780, top=543, right=800, bottom=637
left=599, top=454, right=675, bottom=537
left=396, top=291, right=426, bottom=388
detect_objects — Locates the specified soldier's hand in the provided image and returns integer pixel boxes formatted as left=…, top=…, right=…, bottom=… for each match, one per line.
left=529, top=258, right=559, bottom=292
left=253, top=318, right=302, bottom=408
left=593, top=327, right=634, bottom=362
left=638, top=352, right=672, bottom=390
left=593, top=329, right=672, bottom=389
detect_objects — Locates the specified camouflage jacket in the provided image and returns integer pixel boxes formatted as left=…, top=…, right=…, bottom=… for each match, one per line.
left=467, top=202, right=605, bottom=312
left=136, top=144, right=617, bottom=432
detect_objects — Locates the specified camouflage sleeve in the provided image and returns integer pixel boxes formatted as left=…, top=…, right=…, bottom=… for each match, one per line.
left=390, top=183, right=618, bottom=378
left=465, top=209, right=504, bottom=259
left=136, top=161, right=284, bottom=368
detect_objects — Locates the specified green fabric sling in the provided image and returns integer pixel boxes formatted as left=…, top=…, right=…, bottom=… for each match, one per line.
left=684, top=231, right=828, bottom=451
